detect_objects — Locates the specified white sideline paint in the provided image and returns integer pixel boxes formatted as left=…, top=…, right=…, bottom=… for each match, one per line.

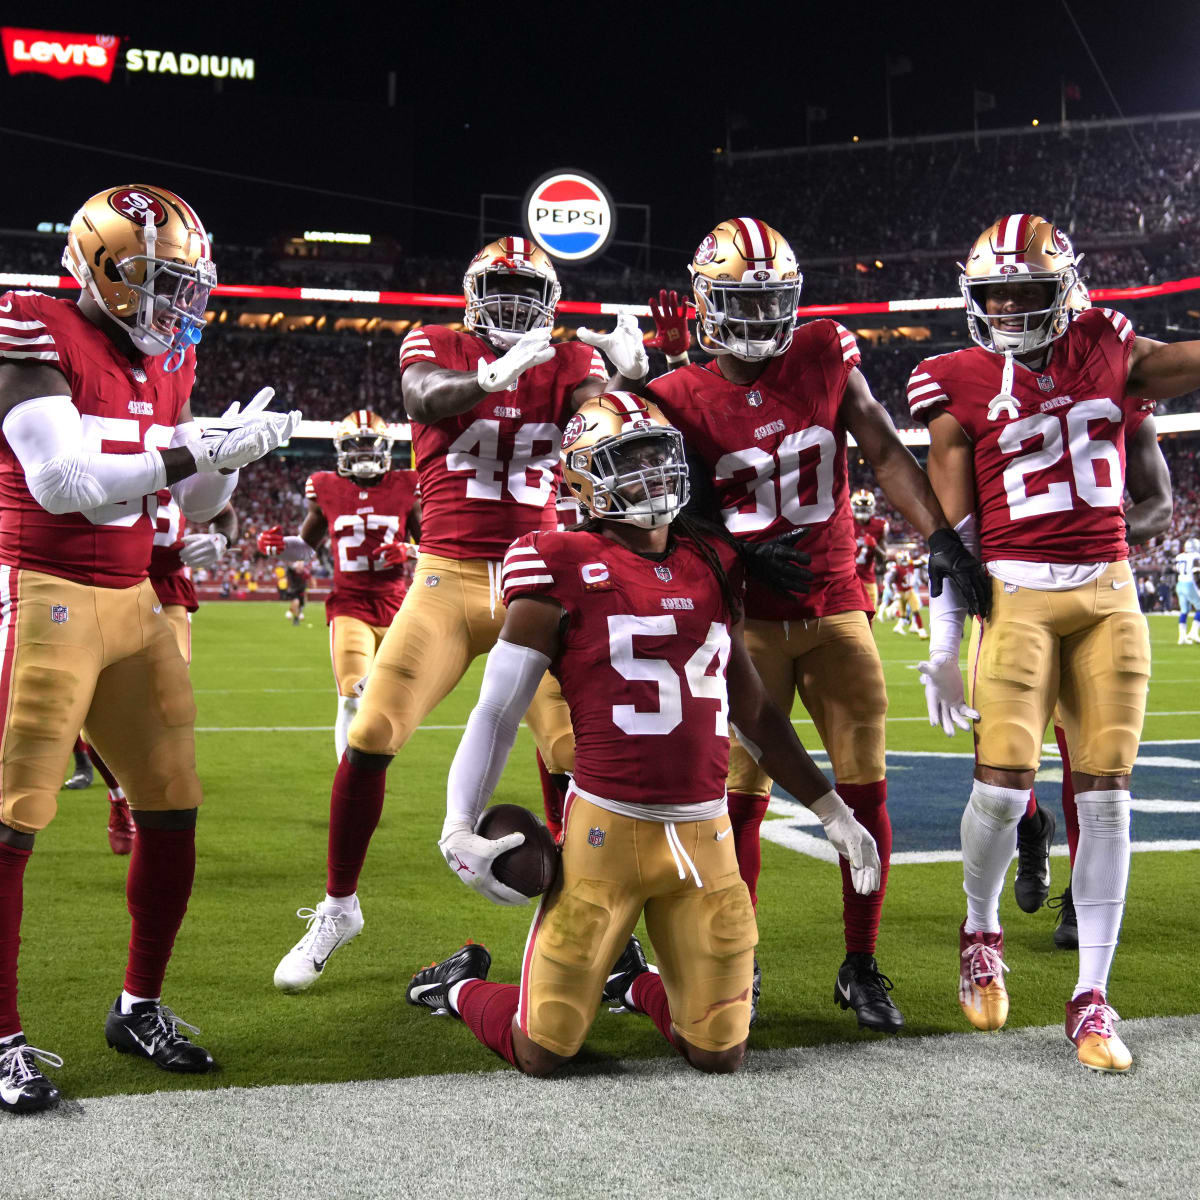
left=14, top=1016, right=1200, bottom=1200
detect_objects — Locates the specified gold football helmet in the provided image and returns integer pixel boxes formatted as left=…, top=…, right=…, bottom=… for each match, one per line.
left=960, top=214, right=1080, bottom=355
left=334, top=409, right=393, bottom=480
left=851, top=489, right=876, bottom=522
left=463, top=236, right=561, bottom=350
left=689, top=217, right=802, bottom=361
left=62, top=184, right=216, bottom=370
left=896, top=550, right=912, bottom=567
left=561, top=392, right=689, bottom=528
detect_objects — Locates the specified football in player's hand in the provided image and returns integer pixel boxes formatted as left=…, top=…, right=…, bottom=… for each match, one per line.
left=476, top=804, right=559, bottom=898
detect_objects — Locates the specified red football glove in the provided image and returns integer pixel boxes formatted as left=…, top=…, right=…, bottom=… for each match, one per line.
left=647, top=289, right=691, bottom=359
left=372, top=540, right=409, bottom=569
left=256, top=526, right=285, bottom=556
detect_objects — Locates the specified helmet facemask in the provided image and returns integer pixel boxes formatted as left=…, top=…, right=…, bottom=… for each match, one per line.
left=568, top=426, right=690, bottom=528
left=961, top=272, right=1077, bottom=356
left=336, top=432, right=392, bottom=481
left=464, top=265, right=560, bottom=350
left=693, top=274, right=801, bottom=361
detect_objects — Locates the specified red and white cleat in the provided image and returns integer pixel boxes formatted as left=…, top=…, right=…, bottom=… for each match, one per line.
left=1066, top=989, right=1132, bottom=1073
left=107, top=792, right=135, bottom=855
left=958, top=921, right=1009, bottom=1031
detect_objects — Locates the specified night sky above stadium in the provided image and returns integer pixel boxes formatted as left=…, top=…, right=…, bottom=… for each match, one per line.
left=6, top=0, right=1200, bottom=265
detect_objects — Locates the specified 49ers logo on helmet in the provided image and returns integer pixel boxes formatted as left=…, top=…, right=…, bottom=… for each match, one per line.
left=561, top=412, right=587, bottom=449
left=694, top=234, right=718, bottom=266
left=1052, top=226, right=1073, bottom=255
left=109, top=188, right=167, bottom=225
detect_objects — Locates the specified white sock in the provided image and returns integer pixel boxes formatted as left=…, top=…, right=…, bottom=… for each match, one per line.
left=109, top=787, right=125, bottom=802
left=447, top=980, right=468, bottom=1014
left=120, top=991, right=157, bottom=1014
left=961, top=780, right=1029, bottom=933
left=0, top=1031, right=23, bottom=1046
left=1072, top=789, right=1131, bottom=995
left=324, top=892, right=358, bottom=911
left=335, top=695, right=359, bottom=761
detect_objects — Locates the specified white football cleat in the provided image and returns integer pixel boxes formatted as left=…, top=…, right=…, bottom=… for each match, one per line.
left=274, top=899, right=365, bottom=993
left=1179, top=630, right=1190, bottom=645
left=916, top=627, right=929, bottom=640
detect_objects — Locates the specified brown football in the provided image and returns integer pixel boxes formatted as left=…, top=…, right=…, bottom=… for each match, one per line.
left=476, top=804, right=560, bottom=898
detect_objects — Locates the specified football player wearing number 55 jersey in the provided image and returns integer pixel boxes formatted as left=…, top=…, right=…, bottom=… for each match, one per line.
left=273, top=238, right=645, bottom=994
left=406, top=394, right=880, bottom=1078
left=648, top=219, right=991, bottom=1033
left=257, top=410, right=420, bottom=759
left=0, top=184, right=299, bottom=1112
left=911, top=213, right=1199, bottom=1073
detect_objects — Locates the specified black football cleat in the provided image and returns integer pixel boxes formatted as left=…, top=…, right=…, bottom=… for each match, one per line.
left=0, top=1036, right=62, bottom=1113
left=1014, top=803, right=1056, bottom=913
left=835, top=953, right=905, bottom=1032
left=64, top=757, right=94, bottom=790
left=1050, top=885, right=1079, bottom=950
left=407, top=942, right=491, bottom=1014
left=105, top=998, right=214, bottom=1073
left=602, top=934, right=654, bottom=1009
left=749, top=956, right=762, bottom=1027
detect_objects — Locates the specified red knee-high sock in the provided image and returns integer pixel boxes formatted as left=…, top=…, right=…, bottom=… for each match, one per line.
left=456, top=979, right=520, bottom=1067
left=72, top=735, right=87, bottom=759
left=727, top=791, right=770, bottom=908
left=1025, top=789, right=1038, bottom=819
left=326, top=753, right=387, bottom=898
left=1055, top=725, right=1079, bottom=867
left=535, top=751, right=567, bottom=842
left=630, top=971, right=678, bottom=1050
left=124, top=825, right=195, bottom=998
left=0, top=843, right=30, bottom=1038
left=910, top=609, right=923, bottom=630
left=837, top=781, right=891, bottom=955
left=83, top=740, right=120, bottom=790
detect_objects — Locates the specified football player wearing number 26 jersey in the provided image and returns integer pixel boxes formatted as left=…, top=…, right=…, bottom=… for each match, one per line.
left=273, top=238, right=647, bottom=994
left=0, top=184, right=299, bottom=1112
left=912, top=213, right=1199, bottom=1073
left=406, top=393, right=880, bottom=1078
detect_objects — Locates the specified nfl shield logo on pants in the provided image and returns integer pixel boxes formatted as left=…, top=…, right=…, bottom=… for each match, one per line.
left=587, top=827, right=606, bottom=848
left=50, top=604, right=68, bottom=624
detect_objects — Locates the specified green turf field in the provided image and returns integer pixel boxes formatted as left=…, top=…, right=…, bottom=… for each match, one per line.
left=21, top=603, right=1200, bottom=1100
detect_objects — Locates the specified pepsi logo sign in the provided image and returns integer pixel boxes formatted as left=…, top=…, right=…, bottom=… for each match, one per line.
left=524, top=171, right=614, bottom=262
left=109, top=188, right=167, bottom=225
left=694, top=234, right=717, bottom=265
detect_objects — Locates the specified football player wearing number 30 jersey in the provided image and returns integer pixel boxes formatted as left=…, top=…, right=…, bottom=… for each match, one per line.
left=910, top=213, right=1197, bottom=1073
left=273, top=238, right=646, bottom=994
left=647, top=218, right=990, bottom=1033
left=257, top=410, right=420, bottom=759
left=0, top=184, right=299, bottom=1112
left=405, top=393, right=880, bottom=1078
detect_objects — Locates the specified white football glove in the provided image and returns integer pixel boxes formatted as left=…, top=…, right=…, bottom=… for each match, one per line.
left=476, top=328, right=556, bottom=393
left=576, top=311, right=650, bottom=379
left=177, top=532, right=228, bottom=568
left=438, top=818, right=529, bottom=907
left=809, top=792, right=882, bottom=895
left=918, top=654, right=980, bottom=737
left=190, top=388, right=302, bottom=473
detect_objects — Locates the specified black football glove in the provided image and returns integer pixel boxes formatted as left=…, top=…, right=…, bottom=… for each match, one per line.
left=740, top=528, right=814, bottom=595
left=927, top=527, right=991, bottom=619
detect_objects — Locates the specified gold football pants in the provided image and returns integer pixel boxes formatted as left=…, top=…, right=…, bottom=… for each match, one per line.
left=329, top=615, right=389, bottom=698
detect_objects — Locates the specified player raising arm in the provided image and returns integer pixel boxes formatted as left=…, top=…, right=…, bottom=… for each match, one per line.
left=912, top=213, right=1195, bottom=1073
left=406, top=394, right=879, bottom=1077
left=0, top=185, right=297, bottom=1112
left=258, top=410, right=420, bottom=757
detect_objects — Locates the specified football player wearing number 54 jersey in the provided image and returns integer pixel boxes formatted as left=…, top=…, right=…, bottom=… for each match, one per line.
left=0, top=184, right=299, bottom=1111
left=910, top=213, right=1200, bottom=1073
left=406, top=394, right=880, bottom=1077
left=258, top=410, right=420, bottom=759
left=647, top=218, right=991, bottom=1033
left=273, top=238, right=647, bottom=994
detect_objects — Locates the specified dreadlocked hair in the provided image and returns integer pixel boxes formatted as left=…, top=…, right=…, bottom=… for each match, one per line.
left=573, top=513, right=742, bottom=623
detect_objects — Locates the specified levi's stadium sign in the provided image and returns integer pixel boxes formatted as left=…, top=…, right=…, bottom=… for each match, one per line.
left=2, top=28, right=255, bottom=83
left=523, top=170, right=615, bottom=262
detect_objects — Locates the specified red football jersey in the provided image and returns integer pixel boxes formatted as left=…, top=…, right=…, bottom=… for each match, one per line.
left=889, top=561, right=915, bottom=591
left=148, top=489, right=198, bottom=612
left=306, top=469, right=420, bottom=626
left=502, top=528, right=744, bottom=806
left=907, top=307, right=1152, bottom=565
left=398, top=325, right=605, bottom=560
left=854, top=532, right=878, bottom=583
left=649, top=319, right=868, bottom=620
left=0, top=292, right=194, bottom=588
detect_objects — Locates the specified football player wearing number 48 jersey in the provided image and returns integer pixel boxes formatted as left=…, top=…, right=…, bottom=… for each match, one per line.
left=273, top=238, right=649, bottom=994
left=258, top=411, right=420, bottom=759
left=910, top=212, right=1200, bottom=1073
left=0, top=184, right=298, bottom=1112
left=407, top=394, right=880, bottom=1077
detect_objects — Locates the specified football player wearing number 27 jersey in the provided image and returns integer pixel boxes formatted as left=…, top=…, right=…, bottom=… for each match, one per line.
left=912, top=213, right=1198, bottom=1073
left=406, top=393, right=880, bottom=1078
left=647, top=219, right=991, bottom=1033
left=273, top=238, right=648, bottom=993
left=0, top=185, right=299, bottom=1112
left=257, top=410, right=421, bottom=759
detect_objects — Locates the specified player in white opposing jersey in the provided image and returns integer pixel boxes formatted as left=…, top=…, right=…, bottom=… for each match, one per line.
left=1175, top=537, right=1200, bottom=644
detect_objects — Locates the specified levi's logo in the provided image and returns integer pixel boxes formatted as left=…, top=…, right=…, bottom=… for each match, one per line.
left=2, top=29, right=119, bottom=82
left=580, top=562, right=611, bottom=590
